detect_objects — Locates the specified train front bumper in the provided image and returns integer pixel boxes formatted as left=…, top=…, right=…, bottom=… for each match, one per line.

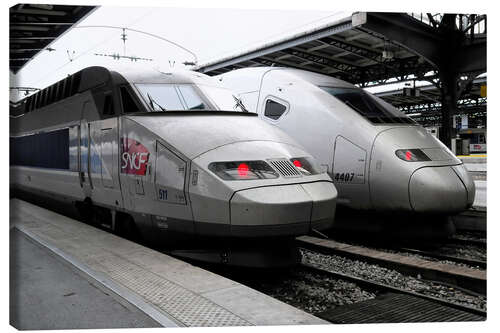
left=229, top=181, right=337, bottom=237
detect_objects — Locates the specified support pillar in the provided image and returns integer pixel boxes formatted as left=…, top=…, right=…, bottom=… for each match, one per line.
left=439, top=71, right=459, bottom=148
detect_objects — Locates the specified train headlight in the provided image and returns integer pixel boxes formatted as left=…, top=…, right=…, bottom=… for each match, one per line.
left=395, top=149, right=431, bottom=162
left=208, top=160, right=279, bottom=180
left=290, top=157, right=321, bottom=175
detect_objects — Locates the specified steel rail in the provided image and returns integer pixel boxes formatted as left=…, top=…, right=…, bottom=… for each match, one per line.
left=296, top=236, right=486, bottom=294
left=398, top=247, right=486, bottom=269
left=300, top=262, right=486, bottom=318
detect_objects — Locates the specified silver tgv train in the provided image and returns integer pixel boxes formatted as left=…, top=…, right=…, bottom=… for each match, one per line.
left=10, top=66, right=338, bottom=265
left=216, top=67, right=475, bottom=217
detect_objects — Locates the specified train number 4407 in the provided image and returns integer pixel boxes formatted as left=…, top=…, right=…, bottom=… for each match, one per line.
left=334, top=172, right=354, bottom=182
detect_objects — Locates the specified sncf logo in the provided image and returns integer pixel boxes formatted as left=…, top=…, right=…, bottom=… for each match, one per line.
left=121, top=138, right=150, bottom=175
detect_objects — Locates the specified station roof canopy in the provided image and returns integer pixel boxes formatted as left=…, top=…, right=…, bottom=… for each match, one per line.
left=10, top=4, right=97, bottom=74
left=195, top=12, right=486, bottom=88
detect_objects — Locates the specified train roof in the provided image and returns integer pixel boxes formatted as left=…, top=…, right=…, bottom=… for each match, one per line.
left=12, top=65, right=219, bottom=115
left=110, top=64, right=216, bottom=85
left=218, top=66, right=356, bottom=89
left=279, top=68, right=356, bottom=88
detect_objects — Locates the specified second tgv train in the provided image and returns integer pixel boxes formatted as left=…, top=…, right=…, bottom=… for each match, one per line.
left=216, top=67, right=475, bottom=220
left=10, top=66, right=338, bottom=265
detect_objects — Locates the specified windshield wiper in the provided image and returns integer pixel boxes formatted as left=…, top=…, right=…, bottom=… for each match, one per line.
left=147, top=93, right=166, bottom=111
left=233, top=95, right=248, bottom=112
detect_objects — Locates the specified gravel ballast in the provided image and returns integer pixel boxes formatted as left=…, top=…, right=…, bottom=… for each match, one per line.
left=301, top=249, right=487, bottom=311
left=252, top=269, right=377, bottom=314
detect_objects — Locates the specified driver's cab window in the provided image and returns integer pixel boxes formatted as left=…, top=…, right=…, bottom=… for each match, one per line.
left=120, top=86, right=141, bottom=114
left=178, top=85, right=207, bottom=110
left=264, top=98, right=288, bottom=120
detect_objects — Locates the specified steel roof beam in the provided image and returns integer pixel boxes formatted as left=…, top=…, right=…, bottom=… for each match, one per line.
left=306, top=44, right=331, bottom=52
left=196, top=16, right=354, bottom=74
left=275, top=54, right=293, bottom=61
left=10, top=36, right=57, bottom=40
left=9, top=20, right=75, bottom=25
left=358, top=13, right=442, bottom=67
left=279, top=48, right=357, bottom=74
left=316, top=34, right=411, bottom=79
left=10, top=25, right=51, bottom=31
left=359, top=12, right=486, bottom=74
left=258, top=55, right=341, bottom=78
left=9, top=4, right=97, bottom=74
left=10, top=48, right=44, bottom=52
left=345, top=32, right=366, bottom=41
left=354, top=56, right=434, bottom=84
left=10, top=29, right=62, bottom=39
left=291, top=46, right=362, bottom=67
left=10, top=8, right=68, bottom=16
left=319, top=36, right=379, bottom=62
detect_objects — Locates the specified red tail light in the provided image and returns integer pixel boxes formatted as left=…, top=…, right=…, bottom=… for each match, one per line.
left=395, top=149, right=431, bottom=162
left=209, top=161, right=279, bottom=180
left=237, top=163, right=249, bottom=177
left=290, top=157, right=321, bottom=175
left=405, top=151, right=412, bottom=161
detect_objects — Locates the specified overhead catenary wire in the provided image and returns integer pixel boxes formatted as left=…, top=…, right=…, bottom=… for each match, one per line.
left=75, top=25, right=198, bottom=64
left=27, top=8, right=155, bottom=87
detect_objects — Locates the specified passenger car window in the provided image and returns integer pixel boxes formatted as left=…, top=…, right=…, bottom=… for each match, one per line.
left=264, top=99, right=287, bottom=120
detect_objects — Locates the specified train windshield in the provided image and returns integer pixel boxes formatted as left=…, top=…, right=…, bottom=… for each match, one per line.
left=136, top=84, right=208, bottom=111
left=198, top=85, right=249, bottom=112
left=136, top=83, right=247, bottom=112
left=319, top=86, right=415, bottom=124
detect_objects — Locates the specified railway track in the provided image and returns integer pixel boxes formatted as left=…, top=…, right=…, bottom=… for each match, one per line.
left=451, top=208, right=486, bottom=232
left=296, top=236, right=486, bottom=295
left=448, top=236, right=486, bottom=249
left=396, top=247, right=486, bottom=269
left=301, top=263, right=486, bottom=323
left=165, top=237, right=486, bottom=323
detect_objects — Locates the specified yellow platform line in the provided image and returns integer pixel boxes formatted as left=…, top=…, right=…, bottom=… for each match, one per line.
left=457, top=154, right=487, bottom=158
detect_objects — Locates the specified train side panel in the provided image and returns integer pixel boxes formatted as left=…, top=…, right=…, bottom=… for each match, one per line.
left=255, top=70, right=375, bottom=209
left=118, top=116, right=195, bottom=237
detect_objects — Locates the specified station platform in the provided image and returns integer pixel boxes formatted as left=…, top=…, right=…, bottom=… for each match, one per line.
left=451, top=157, right=486, bottom=230
left=458, top=154, right=487, bottom=164
left=10, top=199, right=326, bottom=329
left=459, top=154, right=487, bottom=209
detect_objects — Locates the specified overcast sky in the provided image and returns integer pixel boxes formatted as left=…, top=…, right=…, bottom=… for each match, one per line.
left=10, top=5, right=351, bottom=101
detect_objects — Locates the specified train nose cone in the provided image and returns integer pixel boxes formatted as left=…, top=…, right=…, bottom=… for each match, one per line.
left=451, top=164, right=476, bottom=207
left=229, top=182, right=337, bottom=237
left=409, top=166, right=472, bottom=213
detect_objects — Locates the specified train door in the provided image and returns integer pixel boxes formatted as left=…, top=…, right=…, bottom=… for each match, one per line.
left=100, top=128, right=115, bottom=188
left=332, top=136, right=371, bottom=208
left=332, top=136, right=367, bottom=184
left=79, top=101, right=93, bottom=198
left=151, top=141, right=193, bottom=235
left=155, top=142, right=187, bottom=205
left=95, top=117, right=123, bottom=208
left=100, top=93, right=117, bottom=189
